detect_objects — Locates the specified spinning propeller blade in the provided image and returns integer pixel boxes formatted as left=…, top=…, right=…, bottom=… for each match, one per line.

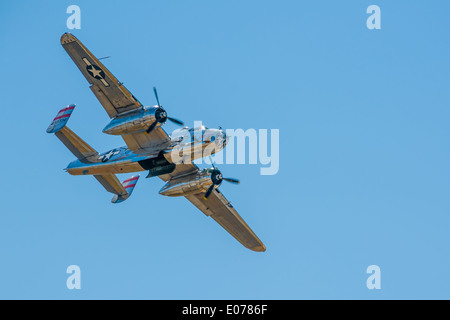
left=167, top=116, right=184, bottom=126
left=204, top=185, right=215, bottom=200
left=146, top=86, right=184, bottom=133
left=223, top=177, right=240, bottom=184
left=146, top=121, right=158, bottom=134
left=153, top=86, right=161, bottom=107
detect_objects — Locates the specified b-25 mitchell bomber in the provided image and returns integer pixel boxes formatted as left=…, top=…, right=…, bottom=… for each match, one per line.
left=47, top=33, right=265, bottom=252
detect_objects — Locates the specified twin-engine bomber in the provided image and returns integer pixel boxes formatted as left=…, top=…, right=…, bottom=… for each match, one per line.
left=48, top=33, right=265, bottom=252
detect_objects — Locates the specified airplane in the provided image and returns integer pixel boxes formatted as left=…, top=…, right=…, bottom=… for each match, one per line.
left=47, top=33, right=266, bottom=252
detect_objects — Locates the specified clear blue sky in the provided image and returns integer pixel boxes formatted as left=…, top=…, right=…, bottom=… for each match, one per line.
left=1, top=0, right=450, bottom=299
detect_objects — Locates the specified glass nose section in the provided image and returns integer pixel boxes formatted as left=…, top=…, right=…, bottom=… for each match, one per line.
left=216, top=129, right=228, bottom=147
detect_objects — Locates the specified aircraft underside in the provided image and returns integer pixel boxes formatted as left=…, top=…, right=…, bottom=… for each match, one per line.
left=46, top=32, right=266, bottom=252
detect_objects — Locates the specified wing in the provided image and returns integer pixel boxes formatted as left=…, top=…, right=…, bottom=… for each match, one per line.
left=121, top=130, right=171, bottom=152
left=61, top=33, right=141, bottom=117
left=158, top=163, right=265, bottom=251
left=60, top=33, right=170, bottom=152
left=158, top=163, right=200, bottom=181
left=185, top=190, right=266, bottom=252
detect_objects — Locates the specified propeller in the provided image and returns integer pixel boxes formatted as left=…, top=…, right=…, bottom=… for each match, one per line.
left=146, top=87, right=184, bottom=134
left=204, top=158, right=240, bottom=200
left=222, top=177, right=240, bottom=184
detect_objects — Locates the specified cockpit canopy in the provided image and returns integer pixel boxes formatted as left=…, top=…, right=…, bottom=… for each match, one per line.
left=171, top=126, right=222, bottom=144
left=172, top=126, right=208, bottom=136
left=188, top=126, right=208, bottom=132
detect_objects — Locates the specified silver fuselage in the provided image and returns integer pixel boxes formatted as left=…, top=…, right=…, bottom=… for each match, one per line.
left=65, top=126, right=227, bottom=176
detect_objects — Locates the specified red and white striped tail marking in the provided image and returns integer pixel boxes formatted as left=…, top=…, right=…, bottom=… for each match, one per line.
left=111, top=175, right=140, bottom=204
left=122, top=175, right=140, bottom=193
left=47, top=104, right=76, bottom=133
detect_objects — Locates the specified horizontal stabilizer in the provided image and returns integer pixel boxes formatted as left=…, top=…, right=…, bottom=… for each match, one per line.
left=111, top=175, right=140, bottom=203
left=47, top=104, right=75, bottom=133
left=47, top=105, right=99, bottom=163
left=54, top=127, right=99, bottom=163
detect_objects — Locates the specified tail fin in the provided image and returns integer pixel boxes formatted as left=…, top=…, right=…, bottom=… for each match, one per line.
left=111, top=175, right=140, bottom=203
left=47, top=104, right=76, bottom=133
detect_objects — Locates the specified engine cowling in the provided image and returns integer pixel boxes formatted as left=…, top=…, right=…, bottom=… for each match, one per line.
left=102, top=106, right=159, bottom=135
left=159, top=170, right=213, bottom=197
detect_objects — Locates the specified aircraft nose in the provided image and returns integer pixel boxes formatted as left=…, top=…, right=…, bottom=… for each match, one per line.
left=220, top=129, right=229, bottom=147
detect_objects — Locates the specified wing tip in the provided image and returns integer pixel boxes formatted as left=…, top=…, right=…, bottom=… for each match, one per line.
left=61, top=32, right=77, bottom=45
left=250, top=243, right=266, bottom=252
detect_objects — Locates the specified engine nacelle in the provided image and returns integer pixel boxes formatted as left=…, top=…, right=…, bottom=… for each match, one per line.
left=102, top=106, right=159, bottom=135
left=159, top=170, right=212, bottom=197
